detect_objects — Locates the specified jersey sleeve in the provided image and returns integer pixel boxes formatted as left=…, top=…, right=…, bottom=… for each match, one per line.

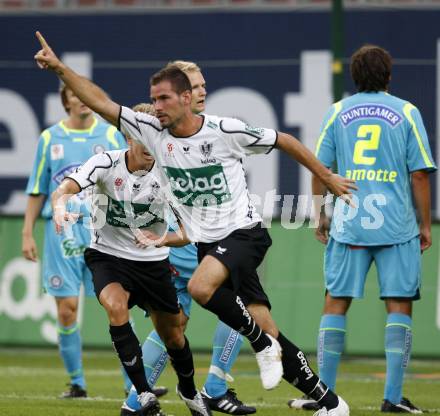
left=314, top=103, right=341, bottom=168
left=68, top=152, right=113, bottom=189
left=118, top=106, right=161, bottom=157
left=404, top=104, right=437, bottom=173
left=219, top=117, right=278, bottom=157
left=25, top=130, right=52, bottom=196
left=105, top=125, right=127, bottom=150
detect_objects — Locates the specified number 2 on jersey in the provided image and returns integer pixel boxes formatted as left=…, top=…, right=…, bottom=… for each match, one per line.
left=353, top=124, right=381, bottom=165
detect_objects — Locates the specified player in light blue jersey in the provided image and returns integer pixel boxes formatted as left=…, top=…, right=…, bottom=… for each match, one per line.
left=22, top=84, right=126, bottom=398
left=289, top=45, right=436, bottom=414
left=122, top=63, right=255, bottom=416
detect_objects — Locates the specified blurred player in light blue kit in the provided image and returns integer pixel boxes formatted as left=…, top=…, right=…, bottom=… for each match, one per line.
left=22, top=84, right=126, bottom=398
left=289, top=45, right=436, bottom=414
left=122, top=61, right=255, bottom=416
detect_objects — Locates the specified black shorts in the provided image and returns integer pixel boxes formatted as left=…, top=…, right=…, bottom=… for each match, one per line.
left=197, top=223, right=272, bottom=308
left=84, top=248, right=180, bottom=315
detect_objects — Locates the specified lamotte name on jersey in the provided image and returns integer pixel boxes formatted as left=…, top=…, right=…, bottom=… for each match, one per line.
left=119, top=107, right=278, bottom=243
left=69, top=150, right=170, bottom=261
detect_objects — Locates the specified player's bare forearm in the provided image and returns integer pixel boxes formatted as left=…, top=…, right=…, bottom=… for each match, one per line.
left=164, top=231, right=190, bottom=247
left=34, top=31, right=120, bottom=126
left=22, top=194, right=46, bottom=236
left=311, top=173, right=331, bottom=244
left=22, top=194, right=45, bottom=261
left=276, top=133, right=330, bottom=181
left=411, top=171, right=431, bottom=229
left=49, top=62, right=119, bottom=126
left=51, top=178, right=81, bottom=211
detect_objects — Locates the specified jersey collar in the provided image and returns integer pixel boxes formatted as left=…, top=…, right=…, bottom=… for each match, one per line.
left=59, top=117, right=98, bottom=136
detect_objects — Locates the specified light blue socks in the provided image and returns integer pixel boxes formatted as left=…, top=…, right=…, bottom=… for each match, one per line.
left=58, top=322, right=85, bottom=388
left=204, top=321, right=243, bottom=398
left=317, top=314, right=346, bottom=391
left=384, top=313, right=412, bottom=404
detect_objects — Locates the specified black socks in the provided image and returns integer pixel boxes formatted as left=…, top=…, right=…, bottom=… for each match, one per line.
left=109, top=322, right=150, bottom=394
left=166, top=336, right=197, bottom=399
left=277, top=332, right=338, bottom=410
left=202, top=287, right=271, bottom=353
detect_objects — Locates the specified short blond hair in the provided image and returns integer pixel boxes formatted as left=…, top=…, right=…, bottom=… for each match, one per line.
left=132, top=102, right=155, bottom=115
left=167, top=60, right=201, bottom=74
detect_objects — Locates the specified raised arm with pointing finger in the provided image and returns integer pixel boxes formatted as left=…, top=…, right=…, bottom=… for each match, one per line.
left=35, top=31, right=120, bottom=126
left=34, top=30, right=356, bottom=202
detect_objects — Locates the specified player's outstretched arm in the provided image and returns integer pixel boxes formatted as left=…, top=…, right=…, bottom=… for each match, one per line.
left=276, top=132, right=357, bottom=202
left=51, top=178, right=81, bottom=234
left=34, top=31, right=120, bottom=126
left=411, top=170, right=432, bottom=252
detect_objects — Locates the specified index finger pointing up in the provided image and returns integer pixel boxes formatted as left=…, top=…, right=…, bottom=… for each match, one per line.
left=36, top=31, right=49, bottom=49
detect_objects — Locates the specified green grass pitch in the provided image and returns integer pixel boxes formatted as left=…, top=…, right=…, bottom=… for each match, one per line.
left=0, top=348, right=439, bottom=415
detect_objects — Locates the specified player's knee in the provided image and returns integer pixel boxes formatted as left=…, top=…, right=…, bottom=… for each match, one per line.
left=104, top=297, right=129, bottom=324
left=162, top=330, right=185, bottom=350
left=156, top=323, right=185, bottom=350
left=187, top=279, right=211, bottom=305
left=57, top=303, right=77, bottom=326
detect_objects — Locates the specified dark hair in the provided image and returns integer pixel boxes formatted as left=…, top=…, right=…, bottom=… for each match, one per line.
left=59, top=84, right=70, bottom=113
left=150, top=66, right=192, bottom=94
left=350, top=45, right=392, bottom=92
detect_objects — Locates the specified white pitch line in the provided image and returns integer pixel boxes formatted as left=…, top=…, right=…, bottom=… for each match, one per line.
left=360, top=406, right=440, bottom=413
left=0, top=393, right=282, bottom=408
left=1, top=393, right=439, bottom=413
left=0, top=367, right=121, bottom=376
left=1, top=367, right=439, bottom=385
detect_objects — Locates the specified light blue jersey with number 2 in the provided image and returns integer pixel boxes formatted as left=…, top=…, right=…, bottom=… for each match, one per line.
left=315, top=91, right=436, bottom=246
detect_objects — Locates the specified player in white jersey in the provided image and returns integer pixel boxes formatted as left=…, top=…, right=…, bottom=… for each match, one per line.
left=51, top=131, right=211, bottom=416
left=35, top=31, right=356, bottom=416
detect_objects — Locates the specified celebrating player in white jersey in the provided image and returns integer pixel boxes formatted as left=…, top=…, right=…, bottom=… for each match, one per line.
left=35, top=31, right=355, bottom=416
left=51, top=125, right=211, bottom=416
left=122, top=62, right=255, bottom=416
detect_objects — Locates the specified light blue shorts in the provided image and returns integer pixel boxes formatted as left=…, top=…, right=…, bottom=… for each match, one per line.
left=170, top=264, right=194, bottom=319
left=42, top=220, right=94, bottom=297
left=169, top=245, right=198, bottom=318
left=324, top=236, right=421, bottom=299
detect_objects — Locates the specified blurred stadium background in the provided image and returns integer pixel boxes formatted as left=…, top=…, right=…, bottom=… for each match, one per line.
left=0, top=1, right=439, bottom=414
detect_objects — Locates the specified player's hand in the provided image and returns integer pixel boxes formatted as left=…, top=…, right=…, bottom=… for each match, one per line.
left=53, top=205, right=81, bottom=234
left=34, top=31, right=61, bottom=71
left=22, top=234, right=38, bottom=261
left=315, top=216, right=330, bottom=245
left=419, top=225, right=432, bottom=252
left=325, top=173, right=357, bottom=206
left=134, top=229, right=167, bottom=248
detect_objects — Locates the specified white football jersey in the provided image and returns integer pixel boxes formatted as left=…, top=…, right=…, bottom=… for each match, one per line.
left=119, top=107, right=277, bottom=243
left=69, top=149, right=170, bottom=261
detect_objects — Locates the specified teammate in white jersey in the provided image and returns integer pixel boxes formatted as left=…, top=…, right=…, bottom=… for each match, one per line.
left=35, top=31, right=355, bottom=416
left=22, top=83, right=126, bottom=399
left=51, top=130, right=211, bottom=416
